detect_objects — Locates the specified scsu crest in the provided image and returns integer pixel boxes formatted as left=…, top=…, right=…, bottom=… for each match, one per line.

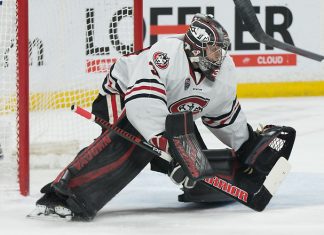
left=169, top=96, right=210, bottom=114
left=153, top=51, right=170, bottom=69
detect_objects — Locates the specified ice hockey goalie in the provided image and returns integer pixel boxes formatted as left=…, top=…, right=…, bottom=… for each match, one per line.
left=28, top=13, right=296, bottom=221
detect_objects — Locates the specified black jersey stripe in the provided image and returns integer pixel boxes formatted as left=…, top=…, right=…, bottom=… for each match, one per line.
left=109, top=63, right=124, bottom=94
left=101, top=74, right=110, bottom=93
left=109, top=63, right=117, bottom=82
left=202, top=97, right=238, bottom=121
left=127, top=78, right=165, bottom=90
left=124, top=93, right=167, bottom=105
left=203, top=106, right=241, bottom=129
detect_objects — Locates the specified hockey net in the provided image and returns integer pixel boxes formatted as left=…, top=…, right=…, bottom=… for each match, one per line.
left=0, top=0, right=142, bottom=195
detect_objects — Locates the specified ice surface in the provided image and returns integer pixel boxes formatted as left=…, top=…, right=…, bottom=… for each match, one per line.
left=1, top=97, right=324, bottom=235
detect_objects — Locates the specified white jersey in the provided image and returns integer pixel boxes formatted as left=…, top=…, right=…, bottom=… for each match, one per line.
left=100, top=35, right=249, bottom=150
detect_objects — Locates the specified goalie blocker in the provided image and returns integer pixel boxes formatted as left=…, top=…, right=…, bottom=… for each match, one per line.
left=165, top=111, right=296, bottom=211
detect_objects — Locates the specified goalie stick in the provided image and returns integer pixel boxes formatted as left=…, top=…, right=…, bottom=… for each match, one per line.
left=233, top=0, right=324, bottom=62
left=72, top=105, right=292, bottom=211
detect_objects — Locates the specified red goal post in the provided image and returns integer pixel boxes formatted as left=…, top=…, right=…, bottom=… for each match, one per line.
left=17, top=0, right=30, bottom=196
left=1, top=0, right=143, bottom=196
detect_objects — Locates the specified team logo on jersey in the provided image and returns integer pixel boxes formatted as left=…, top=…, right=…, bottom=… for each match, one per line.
left=169, top=96, right=210, bottom=114
left=153, top=51, right=170, bottom=70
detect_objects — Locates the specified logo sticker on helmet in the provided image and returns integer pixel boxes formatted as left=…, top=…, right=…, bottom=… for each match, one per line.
left=190, top=25, right=211, bottom=43
left=153, top=52, right=170, bottom=70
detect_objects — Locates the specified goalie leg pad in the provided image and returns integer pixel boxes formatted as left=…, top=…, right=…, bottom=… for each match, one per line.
left=178, top=125, right=296, bottom=210
left=179, top=149, right=236, bottom=203
left=238, top=125, right=296, bottom=174
left=179, top=180, right=236, bottom=203
left=51, top=115, right=154, bottom=219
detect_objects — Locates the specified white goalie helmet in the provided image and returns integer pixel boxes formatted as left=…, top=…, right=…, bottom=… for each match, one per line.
left=184, top=14, right=231, bottom=81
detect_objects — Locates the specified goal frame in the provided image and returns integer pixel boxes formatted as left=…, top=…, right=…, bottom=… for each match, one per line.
left=16, top=0, right=143, bottom=196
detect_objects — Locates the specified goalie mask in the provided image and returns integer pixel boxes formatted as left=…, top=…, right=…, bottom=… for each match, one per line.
left=184, top=14, right=231, bottom=81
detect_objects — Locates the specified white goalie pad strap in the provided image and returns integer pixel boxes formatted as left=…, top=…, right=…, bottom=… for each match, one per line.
left=159, top=151, right=172, bottom=162
left=183, top=177, right=196, bottom=189
left=169, top=165, right=186, bottom=185
left=169, top=165, right=196, bottom=189
left=106, top=94, right=123, bottom=124
left=27, top=205, right=73, bottom=222
left=263, top=157, right=291, bottom=196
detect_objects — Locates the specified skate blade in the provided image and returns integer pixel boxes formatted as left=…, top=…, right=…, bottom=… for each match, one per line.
left=263, top=157, right=291, bottom=196
left=27, top=205, right=73, bottom=222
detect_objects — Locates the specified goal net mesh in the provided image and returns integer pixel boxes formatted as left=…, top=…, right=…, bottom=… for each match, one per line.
left=0, top=0, right=135, bottom=193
